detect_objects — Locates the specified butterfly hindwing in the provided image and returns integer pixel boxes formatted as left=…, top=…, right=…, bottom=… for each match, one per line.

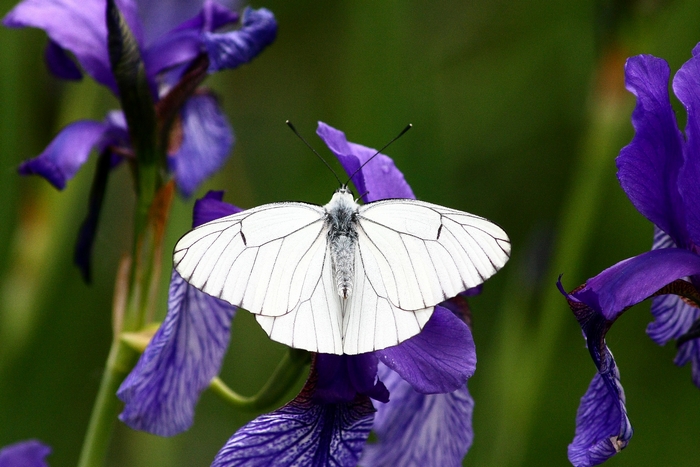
left=173, top=202, right=327, bottom=317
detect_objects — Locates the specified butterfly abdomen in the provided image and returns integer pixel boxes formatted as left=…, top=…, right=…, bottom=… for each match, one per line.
left=325, top=189, right=360, bottom=303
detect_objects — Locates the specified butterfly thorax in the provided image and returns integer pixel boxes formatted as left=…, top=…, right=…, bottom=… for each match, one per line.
left=324, top=189, right=359, bottom=303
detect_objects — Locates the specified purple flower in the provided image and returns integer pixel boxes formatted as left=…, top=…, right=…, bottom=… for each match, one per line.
left=120, top=123, right=481, bottom=466
left=0, top=440, right=51, bottom=467
left=559, top=45, right=700, bottom=466
left=4, top=0, right=276, bottom=194
left=3, top=0, right=276, bottom=280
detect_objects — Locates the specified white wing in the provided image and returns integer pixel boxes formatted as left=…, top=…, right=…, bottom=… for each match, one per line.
left=255, top=240, right=433, bottom=355
left=356, top=199, right=510, bottom=311
left=173, top=202, right=327, bottom=317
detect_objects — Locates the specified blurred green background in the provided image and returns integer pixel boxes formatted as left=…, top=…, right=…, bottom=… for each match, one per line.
left=2, top=0, right=700, bottom=466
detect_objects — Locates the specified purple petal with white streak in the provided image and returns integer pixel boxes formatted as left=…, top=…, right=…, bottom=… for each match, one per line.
left=0, top=440, right=51, bottom=467
left=192, top=190, right=241, bottom=227
left=44, top=39, right=82, bottom=80
left=3, top=0, right=144, bottom=94
left=568, top=369, right=631, bottom=467
left=212, top=383, right=374, bottom=467
left=617, top=54, right=688, bottom=247
left=376, top=306, right=475, bottom=394
left=202, top=7, right=277, bottom=73
left=169, top=93, right=234, bottom=197
left=18, top=120, right=110, bottom=189
left=316, top=122, right=415, bottom=203
left=360, top=365, right=474, bottom=467
left=117, top=270, right=237, bottom=436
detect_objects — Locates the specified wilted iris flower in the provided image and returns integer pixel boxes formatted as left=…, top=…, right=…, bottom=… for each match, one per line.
left=3, top=0, right=276, bottom=279
left=119, top=122, right=480, bottom=466
left=560, top=45, right=700, bottom=467
left=0, top=440, right=51, bottom=467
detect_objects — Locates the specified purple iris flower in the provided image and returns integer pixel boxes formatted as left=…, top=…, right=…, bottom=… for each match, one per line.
left=4, top=0, right=276, bottom=195
left=559, top=45, right=700, bottom=466
left=3, top=0, right=276, bottom=280
left=0, top=440, right=51, bottom=467
left=120, top=122, right=479, bottom=466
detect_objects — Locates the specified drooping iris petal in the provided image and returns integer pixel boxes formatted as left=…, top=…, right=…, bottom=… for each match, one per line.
left=360, top=365, right=474, bottom=467
left=314, top=354, right=389, bottom=404
left=169, top=92, right=234, bottom=197
left=376, top=306, right=476, bottom=394
left=117, top=270, right=237, bottom=436
left=2, top=0, right=144, bottom=94
left=0, top=440, right=51, bottom=467
left=617, top=55, right=688, bottom=247
left=143, top=0, right=240, bottom=79
left=568, top=369, right=631, bottom=467
left=192, top=190, right=241, bottom=228
left=212, top=383, right=375, bottom=467
left=562, top=284, right=633, bottom=466
left=17, top=120, right=110, bottom=189
left=203, top=7, right=277, bottom=73
left=138, top=0, right=236, bottom=44
left=316, top=122, right=415, bottom=203
left=573, top=248, right=700, bottom=321
left=673, top=51, right=700, bottom=246
left=44, top=39, right=82, bottom=80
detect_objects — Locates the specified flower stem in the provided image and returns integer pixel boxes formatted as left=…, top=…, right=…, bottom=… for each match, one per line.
left=76, top=338, right=138, bottom=467
left=210, top=348, right=310, bottom=411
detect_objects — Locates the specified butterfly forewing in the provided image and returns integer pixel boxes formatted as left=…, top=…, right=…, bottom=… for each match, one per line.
left=174, top=202, right=327, bottom=317
left=357, top=199, right=510, bottom=311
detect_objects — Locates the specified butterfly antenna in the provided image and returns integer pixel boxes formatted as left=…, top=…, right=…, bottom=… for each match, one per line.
left=345, top=123, right=412, bottom=186
left=286, top=120, right=342, bottom=186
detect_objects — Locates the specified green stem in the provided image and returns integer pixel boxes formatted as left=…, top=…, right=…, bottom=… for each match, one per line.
left=210, top=348, right=310, bottom=411
left=76, top=339, right=138, bottom=467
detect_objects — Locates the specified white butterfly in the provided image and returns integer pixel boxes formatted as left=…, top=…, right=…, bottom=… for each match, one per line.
left=173, top=186, right=510, bottom=355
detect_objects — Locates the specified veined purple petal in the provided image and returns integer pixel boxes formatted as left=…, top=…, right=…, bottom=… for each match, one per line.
left=202, top=7, right=277, bottom=73
left=192, top=190, right=241, bottom=228
left=673, top=49, right=700, bottom=247
left=568, top=369, right=632, bottom=467
left=647, top=293, right=699, bottom=345
left=572, top=248, right=700, bottom=321
left=376, top=306, right=476, bottom=394
left=360, top=365, right=474, bottom=467
left=44, top=39, right=82, bottom=80
left=169, top=92, right=234, bottom=197
left=674, top=339, right=700, bottom=388
left=0, top=440, right=51, bottom=467
left=314, top=354, right=389, bottom=404
left=617, top=55, right=688, bottom=247
left=3, top=0, right=144, bottom=94
left=212, top=380, right=374, bottom=467
left=18, top=120, right=110, bottom=189
left=316, top=122, right=415, bottom=203
left=561, top=285, right=633, bottom=466
left=117, top=270, right=237, bottom=436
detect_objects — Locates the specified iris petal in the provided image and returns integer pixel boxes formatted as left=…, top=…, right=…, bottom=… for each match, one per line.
left=117, top=270, right=237, bottom=436
left=0, top=440, right=51, bottom=467
left=568, top=369, right=631, bottom=467
left=376, top=306, right=475, bottom=394
left=316, top=122, right=415, bottom=203
left=202, top=7, right=277, bottom=73
left=3, top=0, right=144, bottom=94
left=44, top=39, right=82, bottom=80
left=169, top=92, right=234, bottom=197
left=18, top=120, right=110, bottom=189
left=617, top=55, right=687, bottom=247
left=212, top=382, right=374, bottom=467
left=360, top=365, right=474, bottom=467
